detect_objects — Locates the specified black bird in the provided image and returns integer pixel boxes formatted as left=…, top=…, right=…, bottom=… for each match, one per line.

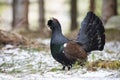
left=47, top=11, right=105, bottom=70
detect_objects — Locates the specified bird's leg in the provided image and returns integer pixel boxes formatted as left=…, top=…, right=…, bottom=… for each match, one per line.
left=67, top=66, right=71, bottom=70
left=62, top=65, right=65, bottom=70
left=67, top=64, right=72, bottom=70
left=70, top=64, right=72, bottom=68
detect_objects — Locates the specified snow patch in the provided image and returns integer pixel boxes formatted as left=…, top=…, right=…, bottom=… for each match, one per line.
left=0, top=41, right=120, bottom=80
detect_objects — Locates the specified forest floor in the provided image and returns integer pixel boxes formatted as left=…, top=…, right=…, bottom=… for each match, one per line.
left=0, top=1, right=120, bottom=79
left=0, top=38, right=120, bottom=80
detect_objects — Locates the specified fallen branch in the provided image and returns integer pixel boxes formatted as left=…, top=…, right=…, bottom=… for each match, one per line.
left=0, top=30, right=48, bottom=51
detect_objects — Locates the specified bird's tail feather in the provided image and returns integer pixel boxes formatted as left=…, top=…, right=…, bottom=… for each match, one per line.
left=77, top=11, right=105, bottom=52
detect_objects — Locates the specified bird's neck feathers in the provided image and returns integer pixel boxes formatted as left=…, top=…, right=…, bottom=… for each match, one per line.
left=51, top=24, right=63, bottom=42
left=51, top=30, right=66, bottom=45
left=50, top=19, right=68, bottom=45
left=51, top=24, right=67, bottom=44
left=52, top=26, right=62, bottom=35
left=51, top=22, right=62, bottom=34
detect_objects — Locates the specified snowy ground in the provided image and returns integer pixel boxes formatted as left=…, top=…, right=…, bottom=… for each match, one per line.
left=0, top=39, right=120, bottom=80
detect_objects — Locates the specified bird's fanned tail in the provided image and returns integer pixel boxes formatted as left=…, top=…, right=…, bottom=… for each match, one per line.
left=77, top=11, right=105, bottom=53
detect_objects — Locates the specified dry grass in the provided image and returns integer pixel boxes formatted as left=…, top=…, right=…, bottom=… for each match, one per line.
left=18, top=30, right=51, bottom=39
left=86, top=60, right=120, bottom=71
left=105, top=29, right=120, bottom=41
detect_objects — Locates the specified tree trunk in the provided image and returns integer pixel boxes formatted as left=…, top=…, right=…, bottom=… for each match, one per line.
left=70, top=0, right=78, bottom=31
left=89, top=0, right=95, bottom=12
left=39, top=0, right=45, bottom=31
left=38, top=0, right=50, bottom=37
left=102, top=0, right=117, bottom=24
left=12, top=0, right=29, bottom=30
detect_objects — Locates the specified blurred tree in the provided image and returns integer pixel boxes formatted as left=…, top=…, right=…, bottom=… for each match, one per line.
left=39, top=0, right=45, bottom=31
left=12, top=0, right=29, bottom=30
left=70, top=0, right=78, bottom=31
left=38, top=0, right=50, bottom=37
left=89, top=0, right=95, bottom=12
left=102, top=0, right=117, bottom=24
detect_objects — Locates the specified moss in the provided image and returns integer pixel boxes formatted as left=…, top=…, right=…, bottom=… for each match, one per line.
left=49, top=68, right=58, bottom=72
left=0, top=63, right=14, bottom=68
left=30, top=69, right=37, bottom=74
left=19, top=47, right=42, bottom=52
left=73, top=61, right=81, bottom=69
left=9, top=68, right=22, bottom=74
left=26, top=64, right=33, bottom=68
left=105, top=49, right=114, bottom=54
left=86, top=60, right=120, bottom=70
left=19, top=45, right=46, bottom=52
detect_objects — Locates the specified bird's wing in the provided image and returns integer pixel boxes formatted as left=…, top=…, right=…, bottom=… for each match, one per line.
left=76, top=11, right=105, bottom=52
left=63, top=41, right=87, bottom=60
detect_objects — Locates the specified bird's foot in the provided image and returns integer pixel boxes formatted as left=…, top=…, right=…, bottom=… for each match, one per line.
left=62, top=64, right=72, bottom=70
left=67, top=66, right=71, bottom=70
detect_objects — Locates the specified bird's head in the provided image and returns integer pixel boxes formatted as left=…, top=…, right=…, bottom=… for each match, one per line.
left=47, top=18, right=61, bottom=30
